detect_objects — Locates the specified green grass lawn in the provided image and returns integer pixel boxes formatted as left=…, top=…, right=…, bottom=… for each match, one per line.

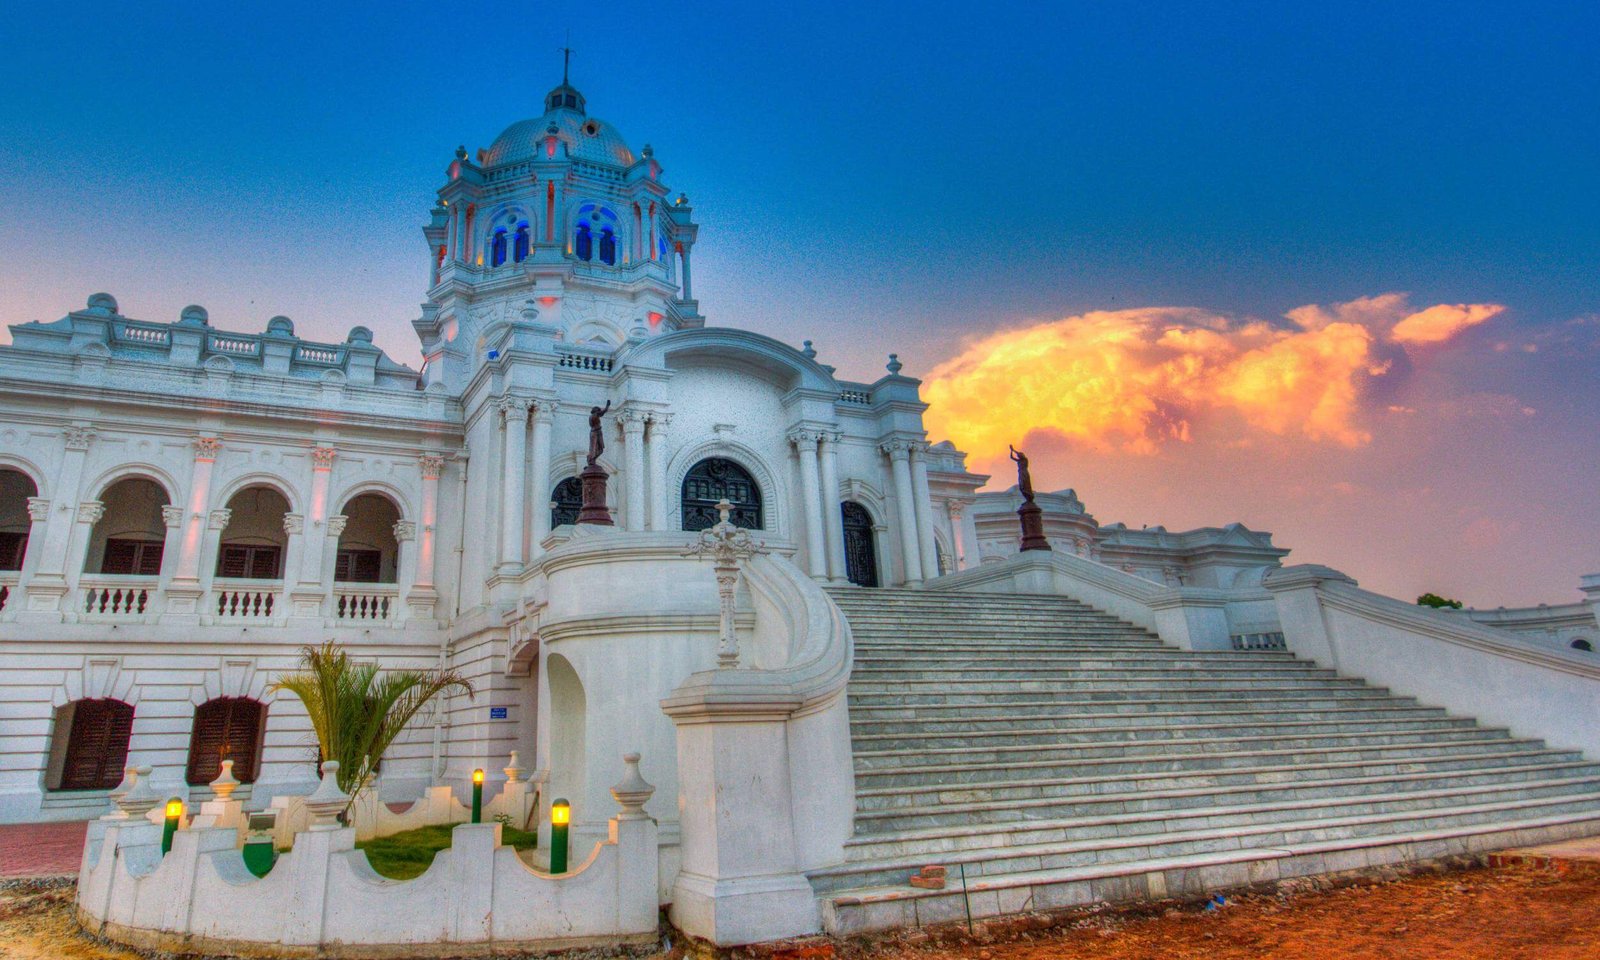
left=355, top=823, right=539, bottom=880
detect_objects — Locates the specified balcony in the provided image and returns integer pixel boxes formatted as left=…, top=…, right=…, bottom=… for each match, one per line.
left=211, top=579, right=282, bottom=622
left=333, top=583, right=399, bottom=622
left=79, top=575, right=159, bottom=621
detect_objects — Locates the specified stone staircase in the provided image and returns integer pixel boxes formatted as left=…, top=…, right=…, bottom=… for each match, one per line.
left=812, top=587, right=1600, bottom=935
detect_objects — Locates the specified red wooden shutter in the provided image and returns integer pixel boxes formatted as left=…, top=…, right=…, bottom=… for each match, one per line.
left=101, top=539, right=138, bottom=574
left=60, top=699, right=134, bottom=790
left=217, top=545, right=249, bottom=578
left=135, top=541, right=164, bottom=575
left=247, top=545, right=281, bottom=579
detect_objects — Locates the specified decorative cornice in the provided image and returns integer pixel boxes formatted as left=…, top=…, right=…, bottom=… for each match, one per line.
left=310, top=446, right=338, bottom=471
left=192, top=436, right=222, bottom=461
left=161, top=505, right=185, bottom=528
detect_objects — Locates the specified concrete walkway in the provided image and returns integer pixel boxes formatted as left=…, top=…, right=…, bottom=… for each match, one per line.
left=0, top=821, right=87, bottom=879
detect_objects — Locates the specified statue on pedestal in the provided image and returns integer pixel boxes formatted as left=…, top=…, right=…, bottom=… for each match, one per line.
left=1009, top=444, right=1050, bottom=552
left=578, top=400, right=614, bottom=526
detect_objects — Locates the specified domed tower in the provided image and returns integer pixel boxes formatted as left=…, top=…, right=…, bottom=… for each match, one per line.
left=413, top=78, right=702, bottom=392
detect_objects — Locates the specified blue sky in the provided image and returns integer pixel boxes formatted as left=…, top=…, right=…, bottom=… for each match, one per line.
left=2, top=2, right=1596, bottom=603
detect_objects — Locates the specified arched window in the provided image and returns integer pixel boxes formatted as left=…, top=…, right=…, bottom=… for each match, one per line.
left=187, top=697, right=267, bottom=785
left=1573, top=639, right=1594, bottom=652
left=575, top=223, right=593, bottom=261
left=841, top=501, right=878, bottom=587
left=216, top=486, right=290, bottom=579
left=89, top=477, right=169, bottom=575
left=550, top=477, right=583, bottom=529
left=0, top=468, right=40, bottom=571
left=335, top=493, right=401, bottom=584
left=50, top=698, right=135, bottom=791
left=598, top=227, right=617, bottom=265
left=513, top=223, right=530, bottom=262
left=681, top=458, right=762, bottom=532
left=490, top=229, right=508, bottom=267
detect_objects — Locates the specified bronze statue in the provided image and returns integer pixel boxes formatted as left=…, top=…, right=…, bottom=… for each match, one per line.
left=586, top=400, right=611, bottom=465
left=1009, top=445, right=1035, bottom=502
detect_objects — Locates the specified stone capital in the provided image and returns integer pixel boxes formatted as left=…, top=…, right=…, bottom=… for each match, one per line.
left=325, top=514, right=348, bottom=537
left=192, top=436, right=222, bottom=461
left=418, top=454, right=446, bottom=481
left=64, top=426, right=97, bottom=451
left=879, top=439, right=914, bottom=460
left=207, top=508, right=233, bottom=530
left=77, top=500, right=105, bottom=524
left=531, top=398, right=559, bottom=423
left=282, top=513, right=305, bottom=535
left=26, top=497, right=51, bottom=523
left=161, top=505, right=185, bottom=528
left=496, top=395, right=531, bottom=422
left=787, top=428, right=821, bottom=449
left=392, top=520, right=416, bottom=542
left=310, top=446, right=338, bottom=471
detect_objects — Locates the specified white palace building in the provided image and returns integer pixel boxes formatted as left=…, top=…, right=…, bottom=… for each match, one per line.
left=6, top=80, right=1600, bottom=949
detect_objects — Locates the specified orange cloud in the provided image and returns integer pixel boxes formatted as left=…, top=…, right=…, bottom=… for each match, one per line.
left=922, top=294, right=1503, bottom=459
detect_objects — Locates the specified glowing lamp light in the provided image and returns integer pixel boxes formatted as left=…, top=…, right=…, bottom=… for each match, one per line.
left=471, top=768, right=485, bottom=823
left=549, top=798, right=570, bottom=874
left=165, top=798, right=184, bottom=819
left=472, top=768, right=485, bottom=785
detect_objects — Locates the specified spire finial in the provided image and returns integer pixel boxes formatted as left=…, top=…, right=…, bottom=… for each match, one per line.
left=560, top=30, right=573, bottom=85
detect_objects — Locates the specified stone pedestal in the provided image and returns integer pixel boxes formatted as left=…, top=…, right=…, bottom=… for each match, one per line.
left=1018, top=501, right=1050, bottom=551
left=576, top=462, right=613, bottom=526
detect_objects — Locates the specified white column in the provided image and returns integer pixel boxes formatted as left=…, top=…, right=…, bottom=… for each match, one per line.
left=528, top=404, right=555, bottom=552
left=790, top=430, right=827, bottom=579
left=393, top=520, right=417, bottom=621
left=680, top=247, right=694, bottom=300
left=174, top=436, right=220, bottom=585
left=298, top=447, right=336, bottom=587
left=646, top=413, right=672, bottom=531
left=818, top=433, right=846, bottom=582
left=64, top=501, right=104, bottom=591
left=157, top=506, right=184, bottom=589
left=196, top=508, right=231, bottom=602
left=947, top=501, right=968, bottom=571
left=621, top=409, right=647, bottom=531
left=281, top=514, right=306, bottom=590
left=415, top=455, right=444, bottom=588
left=909, top=443, right=940, bottom=578
left=321, top=516, right=348, bottom=594
left=19, top=497, right=50, bottom=584
left=882, top=442, right=923, bottom=585
left=27, top=426, right=95, bottom=606
left=498, top=397, right=529, bottom=574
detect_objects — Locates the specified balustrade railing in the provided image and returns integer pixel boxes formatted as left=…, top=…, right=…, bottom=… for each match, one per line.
left=212, top=580, right=280, bottom=620
left=333, top=584, right=398, bottom=621
left=1231, top=631, right=1288, bottom=651
left=556, top=350, right=614, bottom=373
left=80, top=576, right=158, bottom=620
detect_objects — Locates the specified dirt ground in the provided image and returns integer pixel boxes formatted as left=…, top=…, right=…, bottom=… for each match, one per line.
left=3, top=861, right=1598, bottom=960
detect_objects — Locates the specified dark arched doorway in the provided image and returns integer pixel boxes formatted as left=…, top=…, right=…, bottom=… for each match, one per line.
left=681, top=458, right=762, bottom=531
left=841, top=501, right=878, bottom=587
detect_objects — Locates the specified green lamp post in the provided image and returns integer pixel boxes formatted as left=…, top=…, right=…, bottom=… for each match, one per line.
left=549, top=798, right=570, bottom=874
left=161, top=798, right=183, bottom=855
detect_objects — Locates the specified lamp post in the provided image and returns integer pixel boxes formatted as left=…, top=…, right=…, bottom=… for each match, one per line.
left=161, top=798, right=183, bottom=855
left=471, top=768, right=484, bottom=823
left=549, top=798, right=570, bottom=874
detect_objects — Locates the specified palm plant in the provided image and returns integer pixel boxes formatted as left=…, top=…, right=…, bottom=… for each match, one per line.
left=269, top=641, right=473, bottom=803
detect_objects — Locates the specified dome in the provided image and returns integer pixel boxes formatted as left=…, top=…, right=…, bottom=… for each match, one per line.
left=481, top=85, right=637, bottom=168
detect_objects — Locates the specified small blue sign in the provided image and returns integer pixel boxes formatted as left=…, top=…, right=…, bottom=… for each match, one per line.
left=489, top=707, right=508, bottom=719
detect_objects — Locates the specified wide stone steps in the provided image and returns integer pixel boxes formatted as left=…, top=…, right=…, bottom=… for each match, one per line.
left=813, top=586, right=1600, bottom=933
left=854, top=748, right=1587, bottom=804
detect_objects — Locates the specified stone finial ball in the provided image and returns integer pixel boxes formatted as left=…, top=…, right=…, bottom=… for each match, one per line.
left=266, top=316, right=295, bottom=336
left=179, top=305, right=210, bottom=326
left=347, top=326, right=374, bottom=344
left=87, top=293, right=118, bottom=314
